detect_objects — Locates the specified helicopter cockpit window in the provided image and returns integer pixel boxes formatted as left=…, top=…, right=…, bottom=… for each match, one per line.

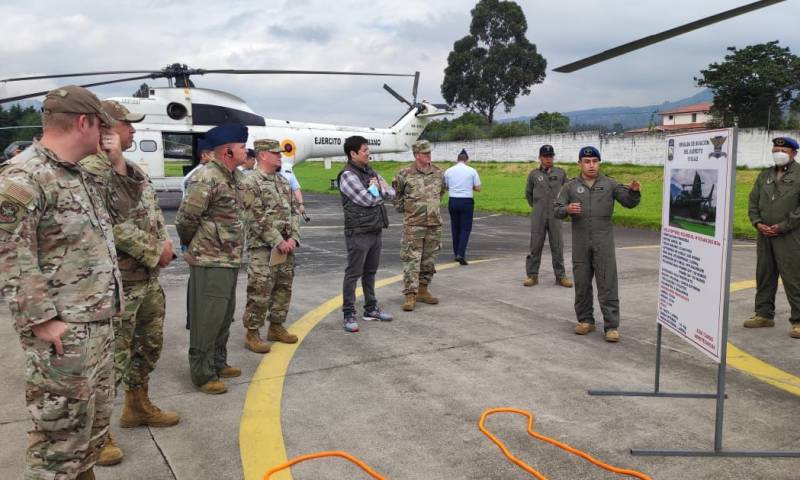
left=140, top=140, right=157, bottom=153
left=162, top=133, right=193, bottom=159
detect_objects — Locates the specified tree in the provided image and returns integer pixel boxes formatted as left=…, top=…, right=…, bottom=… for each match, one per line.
left=490, top=121, right=529, bottom=138
left=529, top=111, right=570, bottom=134
left=0, top=104, right=42, bottom=151
left=441, top=0, right=546, bottom=124
left=695, top=41, right=800, bottom=128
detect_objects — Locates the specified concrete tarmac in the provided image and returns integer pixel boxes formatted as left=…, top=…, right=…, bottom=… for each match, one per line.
left=0, top=191, right=798, bottom=480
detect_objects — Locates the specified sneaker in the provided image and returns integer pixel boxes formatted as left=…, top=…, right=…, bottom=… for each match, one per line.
left=363, top=307, right=394, bottom=322
left=343, top=315, right=359, bottom=333
left=604, top=329, right=620, bottom=343
left=790, top=324, right=800, bottom=339
left=557, top=277, right=573, bottom=288
left=574, top=322, right=596, bottom=335
left=743, top=314, right=774, bottom=328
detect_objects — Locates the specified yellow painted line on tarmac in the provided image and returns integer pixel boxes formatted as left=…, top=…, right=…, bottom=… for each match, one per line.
left=727, top=280, right=800, bottom=396
left=239, top=259, right=495, bottom=480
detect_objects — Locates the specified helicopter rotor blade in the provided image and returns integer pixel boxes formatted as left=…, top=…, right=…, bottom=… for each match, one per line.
left=383, top=84, right=413, bottom=108
left=553, top=0, right=786, bottom=73
left=0, top=74, right=159, bottom=104
left=412, top=71, right=420, bottom=104
left=1, top=70, right=162, bottom=83
left=199, top=69, right=415, bottom=78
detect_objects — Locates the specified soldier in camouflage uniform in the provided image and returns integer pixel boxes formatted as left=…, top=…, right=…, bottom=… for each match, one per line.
left=176, top=124, right=248, bottom=394
left=0, top=86, right=143, bottom=480
left=745, top=136, right=800, bottom=339
left=80, top=101, right=180, bottom=466
left=393, top=139, right=446, bottom=311
left=240, top=139, right=300, bottom=353
left=555, top=146, right=641, bottom=343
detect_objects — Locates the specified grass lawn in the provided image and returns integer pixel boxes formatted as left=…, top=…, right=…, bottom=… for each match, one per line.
left=164, top=161, right=191, bottom=177
left=294, top=161, right=761, bottom=240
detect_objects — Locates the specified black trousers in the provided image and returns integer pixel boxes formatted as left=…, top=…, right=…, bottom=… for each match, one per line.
left=343, top=230, right=383, bottom=316
left=448, top=197, right=474, bottom=259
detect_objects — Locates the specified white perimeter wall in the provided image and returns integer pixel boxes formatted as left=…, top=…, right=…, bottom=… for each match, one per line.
left=312, top=128, right=799, bottom=169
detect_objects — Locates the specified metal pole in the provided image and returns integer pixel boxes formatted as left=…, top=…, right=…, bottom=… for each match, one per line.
left=654, top=323, right=662, bottom=393
left=712, top=127, right=738, bottom=452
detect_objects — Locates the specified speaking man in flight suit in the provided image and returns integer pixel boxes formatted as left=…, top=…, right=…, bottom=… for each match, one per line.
left=555, top=146, right=641, bottom=342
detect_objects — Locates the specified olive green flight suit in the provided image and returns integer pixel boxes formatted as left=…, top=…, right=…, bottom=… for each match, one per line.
left=525, top=166, right=567, bottom=279
left=748, top=161, right=800, bottom=325
left=555, top=174, right=640, bottom=330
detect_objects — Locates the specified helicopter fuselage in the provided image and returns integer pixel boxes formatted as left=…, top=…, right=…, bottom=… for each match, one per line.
left=110, top=86, right=447, bottom=191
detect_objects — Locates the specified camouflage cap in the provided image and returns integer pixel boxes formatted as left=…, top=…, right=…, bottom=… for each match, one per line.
left=254, top=138, right=285, bottom=153
left=42, top=85, right=115, bottom=127
left=412, top=139, right=432, bottom=153
left=101, top=100, right=145, bottom=123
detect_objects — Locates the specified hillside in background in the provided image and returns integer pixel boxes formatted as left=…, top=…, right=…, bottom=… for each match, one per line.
left=504, top=90, right=713, bottom=130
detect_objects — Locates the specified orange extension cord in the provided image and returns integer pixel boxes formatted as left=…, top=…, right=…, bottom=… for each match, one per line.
left=479, top=408, right=652, bottom=480
left=263, top=408, right=652, bottom=480
left=263, top=451, right=387, bottom=480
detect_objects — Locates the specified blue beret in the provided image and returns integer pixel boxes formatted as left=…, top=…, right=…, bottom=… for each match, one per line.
left=579, top=146, right=601, bottom=160
left=458, top=148, right=468, bottom=159
left=773, top=137, right=799, bottom=150
left=539, top=144, right=555, bottom=156
left=197, top=138, right=211, bottom=152
left=205, top=124, right=249, bottom=148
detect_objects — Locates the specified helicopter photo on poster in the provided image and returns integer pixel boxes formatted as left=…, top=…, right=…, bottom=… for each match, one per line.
left=668, top=168, right=718, bottom=237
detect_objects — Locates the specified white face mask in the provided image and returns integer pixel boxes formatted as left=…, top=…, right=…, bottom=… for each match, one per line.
left=773, top=151, right=792, bottom=166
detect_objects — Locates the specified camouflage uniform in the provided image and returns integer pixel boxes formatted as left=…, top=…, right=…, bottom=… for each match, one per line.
left=81, top=153, right=168, bottom=391
left=176, top=157, right=246, bottom=386
left=241, top=167, right=300, bottom=329
left=0, top=142, right=141, bottom=479
left=394, top=158, right=445, bottom=294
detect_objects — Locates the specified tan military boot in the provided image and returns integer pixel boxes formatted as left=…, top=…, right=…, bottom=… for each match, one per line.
left=76, top=467, right=96, bottom=479
left=417, top=284, right=439, bottom=304
left=743, top=314, right=775, bottom=328
left=120, top=385, right=180, bottom=428
left=96, top=433, right=123, bottom=466
left=604, top=329, right=620, bottom=343
left=245, top=329, right=271, bottom=354
left=523, top=276, right=538, bottom=287
left=199, top=379, right=227, bottom=394
left=574, top=322, right=596, bottom=335
left=557, top=277, right=574, bottom=288
left=267, top=323, right=298, bottom=344
left=402, top=293, right=416, bottom=311
left=218, top=365, right=241, bottom=378
left=790, top=324, right=800, bottom=339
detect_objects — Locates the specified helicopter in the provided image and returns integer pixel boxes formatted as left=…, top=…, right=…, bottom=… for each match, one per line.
left=670, top=171, right=716, bottom=223
left=0, top=63, right=451, bottom=191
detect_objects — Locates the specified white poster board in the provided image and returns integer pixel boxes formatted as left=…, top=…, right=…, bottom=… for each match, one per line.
left=657, top=128, right=736, bottom=362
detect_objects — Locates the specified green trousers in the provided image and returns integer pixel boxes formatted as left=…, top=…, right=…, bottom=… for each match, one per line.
left=188, top=266, right=238, bottom=386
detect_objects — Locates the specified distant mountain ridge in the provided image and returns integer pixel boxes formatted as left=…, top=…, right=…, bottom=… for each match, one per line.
left=504, top=90, right=713, bottom=130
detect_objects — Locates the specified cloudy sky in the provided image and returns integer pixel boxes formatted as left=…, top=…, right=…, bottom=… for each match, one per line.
left=1, top=0, right=798, bottom=127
